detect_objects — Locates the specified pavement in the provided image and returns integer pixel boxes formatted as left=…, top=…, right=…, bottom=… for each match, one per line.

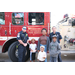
left=0, top=44, right=75, bottom=62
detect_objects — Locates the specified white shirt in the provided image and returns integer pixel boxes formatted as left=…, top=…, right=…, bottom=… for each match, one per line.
left=29, top=44, right=37, bottom=53
left=37, top=51, right=47, bottom=61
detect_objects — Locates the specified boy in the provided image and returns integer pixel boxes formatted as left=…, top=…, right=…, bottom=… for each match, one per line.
left=37, top=46, right=47, bottom=62
left=50, top=35, right=61, bottom=62
left=29, top=39, right=37, bottom=62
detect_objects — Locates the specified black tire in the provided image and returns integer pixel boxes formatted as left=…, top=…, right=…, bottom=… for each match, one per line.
left=8, top=41, right=30, bottom=62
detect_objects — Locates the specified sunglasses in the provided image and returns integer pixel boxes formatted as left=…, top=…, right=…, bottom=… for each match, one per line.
left=23, top=28, right=27, bottom=30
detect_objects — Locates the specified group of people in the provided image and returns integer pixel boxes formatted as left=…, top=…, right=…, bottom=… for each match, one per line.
left=17, top=26, right=62, bottom=62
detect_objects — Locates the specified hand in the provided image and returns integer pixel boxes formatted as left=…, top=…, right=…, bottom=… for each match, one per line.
left=35, top=50, right=37, bottom=52
left=43, top=57, right=45, bottom=59
left=38, top=50, right=40, bottom=53
left=31, top=50, right=33, bottom=52
left=23, top=43, right=27, bottom=47
left=47, top=50, right=49, bottom=53
left=37, top=59, right=39, bottom=61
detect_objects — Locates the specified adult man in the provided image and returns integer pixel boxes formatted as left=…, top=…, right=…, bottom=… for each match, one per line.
left=49, top=26, right=62, bottom=62
left=17, top=26, right=29, bottom=62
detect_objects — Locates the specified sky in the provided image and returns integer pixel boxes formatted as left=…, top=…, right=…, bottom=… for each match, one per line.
left=51, top=12, right=75, bottom=26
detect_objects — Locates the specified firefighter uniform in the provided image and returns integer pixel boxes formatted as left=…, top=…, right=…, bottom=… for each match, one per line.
left=17, top=31, right=29, bottom=62
left=49, top=32, right=62, bottom=62
left=49, top=32, right=62, bottom=43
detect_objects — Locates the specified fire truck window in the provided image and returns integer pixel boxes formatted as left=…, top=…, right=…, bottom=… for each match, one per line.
left=28, top=13, right=44, bottom=25
left=12, top=13, right=24, bottom=25
left=0, top=12, right=5, bottom=25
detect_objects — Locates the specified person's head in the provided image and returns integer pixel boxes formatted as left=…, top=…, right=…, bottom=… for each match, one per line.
left=52, top=26, right=57, bottom=33
left=41, top=28, right=47, bottom=36
left=52, top=35, right=57, bottom=42
left=22, top=26, right=27, bottom=33
left=40, top=46, right=45, bottom=52
left=31, top=38, right=36, bottom=44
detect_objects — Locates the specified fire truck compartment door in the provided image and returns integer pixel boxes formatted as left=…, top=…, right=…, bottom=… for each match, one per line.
left=0, top=12, right=8, bottom=36
left=0, top=12, right=8, bottom=45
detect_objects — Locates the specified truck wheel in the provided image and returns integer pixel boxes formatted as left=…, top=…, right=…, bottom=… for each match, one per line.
left=8, top=41, right=30, bottom=62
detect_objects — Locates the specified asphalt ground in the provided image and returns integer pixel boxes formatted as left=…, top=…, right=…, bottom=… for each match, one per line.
left=0, top=43, right=75, bottom=62
left=0, top=52, right=75, bottom=62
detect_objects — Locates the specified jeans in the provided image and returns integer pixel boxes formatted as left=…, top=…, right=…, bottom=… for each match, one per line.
left=30, top=52, right=32, bottom=61
left=50, top=56, right=57, bottom=62
left=58, top=52, right=62, bottom=62
left=40, top=44, right=47, bottom=62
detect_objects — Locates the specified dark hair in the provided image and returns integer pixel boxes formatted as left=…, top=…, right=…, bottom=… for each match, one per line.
left=41, top=28, right=47, bottom=32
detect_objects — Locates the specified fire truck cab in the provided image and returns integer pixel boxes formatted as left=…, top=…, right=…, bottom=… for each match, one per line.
left=0, top=12, right=50, bottom=61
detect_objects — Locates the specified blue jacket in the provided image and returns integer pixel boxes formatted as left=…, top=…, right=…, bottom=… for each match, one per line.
left=49, top=32, right=62, bottom=43
left=17, top=31, right=29, bottom=43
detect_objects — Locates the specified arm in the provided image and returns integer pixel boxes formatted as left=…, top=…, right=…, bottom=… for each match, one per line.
left=35, top=44, right=37, bottom=52
left=37, top=38, right=40, bottom=52
left=25, top=35, right=29, bottom=46
left=43, top=52, right=47, bottom=59
left=29, top=44, right=33, bottom=52
left=29, top=48, right=33, bottom=52
left=57, top=43, right=61, bottom=54
left=59, top=33, right=62, bottom=42
left=17, top=32, right=25, bottom=46
left=18, top=40, right=25, bottom=46
left=27, top=35, right=29, bottom=44
left=47, top=37, right=50, bottom=53
left=49, top=33, right=52, bottom=42
left=27, top=39, right=29, bottom=43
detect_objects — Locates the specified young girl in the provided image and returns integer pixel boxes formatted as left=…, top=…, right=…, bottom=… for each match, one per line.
left=29, top=38, right=37, bottom=62
left=37, top=28, right=50, bottom=62
left=37, top=46, right=47, bottom=62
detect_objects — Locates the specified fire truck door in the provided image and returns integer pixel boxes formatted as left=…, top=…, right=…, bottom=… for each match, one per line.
left=26, top=12, right=49, bottom=38
left=0, top=12, right=8, bottom=45
left=8, top=12, right=25, bottom=37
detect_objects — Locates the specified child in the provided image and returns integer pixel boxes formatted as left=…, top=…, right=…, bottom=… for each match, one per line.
left=50, top=35, right=61, bottom=62
left=37, top=46, right=47, bottom=62
left=29, top=38, right=37, bottom=62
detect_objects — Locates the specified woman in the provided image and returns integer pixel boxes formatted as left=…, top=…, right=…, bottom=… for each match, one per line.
left=37, top=28, right=50, bottom=62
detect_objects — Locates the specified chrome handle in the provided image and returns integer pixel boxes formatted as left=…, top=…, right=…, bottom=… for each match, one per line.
left=9, top=22, right=11, bottom=35
left=48, top=23, right=50, bottom=34
left=5, top=30, right=7, bottom=35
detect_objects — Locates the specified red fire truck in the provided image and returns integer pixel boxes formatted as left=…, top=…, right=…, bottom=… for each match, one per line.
left=0, top=12, right=50, bottom=61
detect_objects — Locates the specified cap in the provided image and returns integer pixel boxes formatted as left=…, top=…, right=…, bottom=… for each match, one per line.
left=52, top=35, right=57, bottom=38
left=22, top=27, right=26, bottom=30
left=40, top=46, right=45, bottom=49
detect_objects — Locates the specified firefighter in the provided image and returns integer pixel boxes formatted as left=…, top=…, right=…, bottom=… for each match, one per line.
left=17, top=26, right=29, bottom=62
left=49, top=26, right=62, bottom=62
